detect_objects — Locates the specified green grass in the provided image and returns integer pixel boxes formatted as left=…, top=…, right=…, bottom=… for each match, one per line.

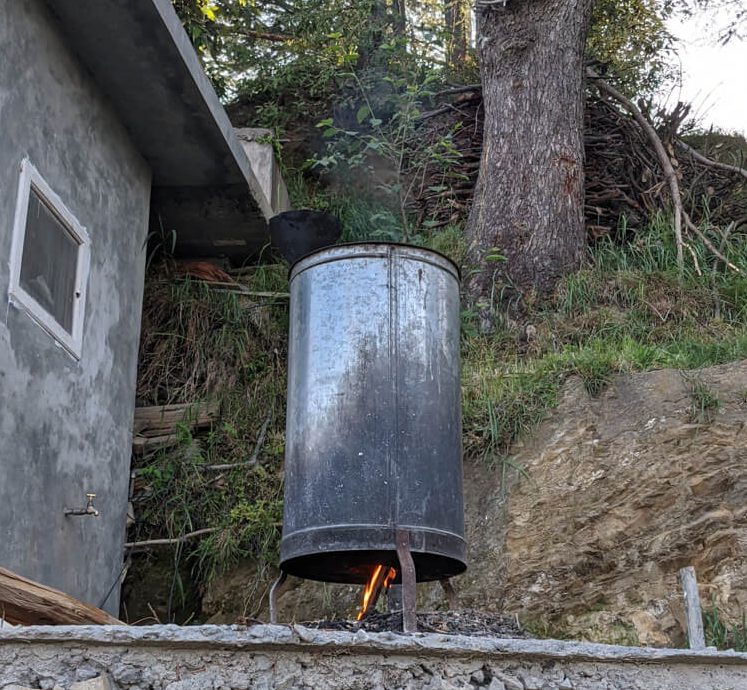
left=704, top=598, right=747, bottom=651
left=683, top=373, right=721, bottom=423
left=131, top=199, right=747, bottom=620
left=286, top=171, right=406, bottom=241
left=462, top=212, right=747, bottom=474
left=286, top=170, right=467, bottom=257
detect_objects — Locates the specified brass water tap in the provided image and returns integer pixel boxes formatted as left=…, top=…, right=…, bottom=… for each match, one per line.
left=64, top=492, right=100, bottom=517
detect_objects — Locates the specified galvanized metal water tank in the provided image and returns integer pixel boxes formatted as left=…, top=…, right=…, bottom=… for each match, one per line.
left=279, top=243, right=466, bottom=584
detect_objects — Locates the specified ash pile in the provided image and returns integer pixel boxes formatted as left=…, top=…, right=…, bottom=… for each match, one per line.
left=304, top=609, right=528, bottom=638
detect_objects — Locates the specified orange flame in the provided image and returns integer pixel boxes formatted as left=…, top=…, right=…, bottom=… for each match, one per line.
left=356, top=564, right=397, bottom=621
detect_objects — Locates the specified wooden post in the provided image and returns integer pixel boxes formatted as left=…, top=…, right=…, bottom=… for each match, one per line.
left=679, top=566, right=706, bottom=649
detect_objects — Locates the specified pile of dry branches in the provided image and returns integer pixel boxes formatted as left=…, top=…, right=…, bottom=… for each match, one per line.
left=408, top=75, right=747, bottom=254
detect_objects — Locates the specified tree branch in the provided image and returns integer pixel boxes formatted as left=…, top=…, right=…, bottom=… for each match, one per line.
left=682, top=212, right=743, bottom=274
left=434, top=84, right=482, bottom=97
left=675, top=139, right=747, bottom=181
left=587, top=68, right=684, bottom=277
left=233, top=29, right=292, bottom=43
left=203, top=413, right=272, bottom=471
left=124, top=528, right=218, bottom=549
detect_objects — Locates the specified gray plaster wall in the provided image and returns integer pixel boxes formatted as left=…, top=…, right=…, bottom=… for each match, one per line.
left=0, top=0, right=151, bottom=613
left=1, top=625, right=747, bottom=690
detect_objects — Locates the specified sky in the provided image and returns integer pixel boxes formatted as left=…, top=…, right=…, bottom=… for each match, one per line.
left=666, top=10, right=747, bottom=135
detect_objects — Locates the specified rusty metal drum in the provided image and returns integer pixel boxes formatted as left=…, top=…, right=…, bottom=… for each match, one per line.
left=279, top=243, right=465, bottom=584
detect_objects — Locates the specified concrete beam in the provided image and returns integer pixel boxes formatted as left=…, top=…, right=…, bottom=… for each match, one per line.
left=43, top=0, right=285, bottom=258
left=235, top=128, right=291, bottom=217
left=1, top=625, right=747, bottom=689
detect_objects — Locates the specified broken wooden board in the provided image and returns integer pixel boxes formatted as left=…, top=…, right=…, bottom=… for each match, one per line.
left=132, top=402, right=219, bottom=438
left=0, top=567, right=123, bottom=626
left=132, top=432, right=180, bottom=457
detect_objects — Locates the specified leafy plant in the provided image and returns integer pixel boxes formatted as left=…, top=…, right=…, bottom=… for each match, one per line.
left=144, top=217, right=177, bottom=270
left=127, top=262, right=289, bottom=621
left=310, top=71, right=460, bottom=240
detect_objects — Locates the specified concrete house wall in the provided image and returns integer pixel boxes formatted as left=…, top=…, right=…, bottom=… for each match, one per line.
left=0, top=0, right=151, bottom=613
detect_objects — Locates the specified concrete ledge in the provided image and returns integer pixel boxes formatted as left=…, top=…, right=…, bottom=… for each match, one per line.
left=2, top=624, right=747, bottom=689
left=44, top=0, right=276, bottom=259
left=235, top=129, right=291, bottom=217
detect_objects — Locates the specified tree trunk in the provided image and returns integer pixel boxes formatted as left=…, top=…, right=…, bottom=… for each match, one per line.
left=465, top=0, right=593, bottom=310
left=392, top=0, right=407, bottom=37
left=444, top=0, right=470, bottom=70
left=357, top=0, right=389, bottom=68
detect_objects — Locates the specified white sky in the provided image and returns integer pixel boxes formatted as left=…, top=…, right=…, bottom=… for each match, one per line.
left=666, top=10, right=747, bottom=135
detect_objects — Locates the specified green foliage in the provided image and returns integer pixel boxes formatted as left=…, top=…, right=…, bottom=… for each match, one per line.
left=131, top=264, right=289, bottom=605
left=287, top=172, right=468, bottom=254
left=310, top=72, right=468, bottom=238
left=684, top=373, right=721, bottom=423
left=144, top=217, right=177, bottom=271
left=587, top=0, right=677, bottom=94
left=171, top=0, right=460, bottom=119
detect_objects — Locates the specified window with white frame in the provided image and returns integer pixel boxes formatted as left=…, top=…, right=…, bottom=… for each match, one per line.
left=9, top=159, right=90, bottom=358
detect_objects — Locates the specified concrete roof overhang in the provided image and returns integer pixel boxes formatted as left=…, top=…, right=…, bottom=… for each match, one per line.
left=44, top=0, right=272, bottom=261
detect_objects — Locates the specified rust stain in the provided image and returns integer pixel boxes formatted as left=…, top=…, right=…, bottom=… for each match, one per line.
left=555, top=155, right=579, bottom=197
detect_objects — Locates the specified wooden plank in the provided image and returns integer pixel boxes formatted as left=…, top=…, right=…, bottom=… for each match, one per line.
left=132, top=433, right=180, bottom=456
left=132, top=402, right=219, bottom=438
left=679, top=565, right=706, bottom=649
left=0, top=567, right=123, bottom=626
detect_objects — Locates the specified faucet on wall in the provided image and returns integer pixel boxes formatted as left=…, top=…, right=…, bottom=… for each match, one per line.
left=64, top=492, right=99, bottom=517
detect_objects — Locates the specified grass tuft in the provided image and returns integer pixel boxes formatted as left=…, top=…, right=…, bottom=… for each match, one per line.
left=704, top=598, right=747, bottom=651
left=683, top=373, right=721, bottom=423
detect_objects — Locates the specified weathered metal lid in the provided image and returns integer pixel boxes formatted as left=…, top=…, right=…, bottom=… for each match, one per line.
left=290, top=242, right=461, bottom=282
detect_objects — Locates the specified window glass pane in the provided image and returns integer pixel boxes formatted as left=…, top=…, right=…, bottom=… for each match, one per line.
left=19, top=189, right=79, bottom=334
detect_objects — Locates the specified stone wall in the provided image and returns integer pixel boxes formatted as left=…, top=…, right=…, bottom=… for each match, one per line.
left=1, top=625, right=747, bottom=690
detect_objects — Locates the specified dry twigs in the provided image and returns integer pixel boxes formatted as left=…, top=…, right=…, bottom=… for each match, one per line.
left=676, top=139, right=747, bottom=181
left=407, top=73, right=747, bottom=276
left=124, top=527, right=219, bottom=550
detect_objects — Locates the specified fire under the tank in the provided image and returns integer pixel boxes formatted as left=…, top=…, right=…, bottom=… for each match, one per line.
left=356, top=564, right=397, bottom=620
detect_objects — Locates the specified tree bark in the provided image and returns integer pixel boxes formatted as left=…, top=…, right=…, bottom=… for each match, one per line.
left=465, top=0, right=594, bottom=309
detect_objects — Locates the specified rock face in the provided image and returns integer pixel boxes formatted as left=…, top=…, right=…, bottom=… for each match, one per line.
left=463, top=360, right=747, bottom=646
left=204, top=360, right=747, bottom=646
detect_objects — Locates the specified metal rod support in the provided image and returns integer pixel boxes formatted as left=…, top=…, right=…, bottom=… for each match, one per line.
left=269, top=571, right=287, bottom=624
left=395, top=528, right=417, bottom=633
